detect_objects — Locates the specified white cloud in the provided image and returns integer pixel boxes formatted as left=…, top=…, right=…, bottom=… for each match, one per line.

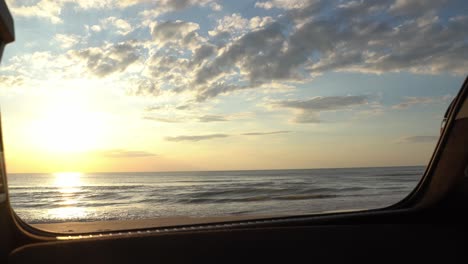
left=90, top=25, right=102, bottom=32
left=54, top=34, right=81, bottom=49
left=99, top=17, right=133, bottom=35
left=8, top=0, right=63, bottom=23
left=255, top=0, right=310, bottom=10
left=188, top=0, right=467, bottom=101
left=208, top=14, right=274, bottom=37
left=273, top=96, right=369, bottom=123
left=6, top=0, right=467, bottom=104
left=140, top=0, right=220, bottom=21
left=7, top=0, right=220, bottom=23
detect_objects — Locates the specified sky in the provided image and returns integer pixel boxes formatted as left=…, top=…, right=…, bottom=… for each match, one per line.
left=0, top=0, right=466, bottom=173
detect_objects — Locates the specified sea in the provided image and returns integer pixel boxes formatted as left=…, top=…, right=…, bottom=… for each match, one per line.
left=7, top=166, right=424, bottom=224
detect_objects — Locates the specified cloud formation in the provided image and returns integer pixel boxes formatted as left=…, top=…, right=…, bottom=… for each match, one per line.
left=187, top=0, right=466, bottom=100
left=0, top=75, right=24, bottom=87
left=392, top=97, right=434, bottom=109
left=143, top=112, right=248, bottom=123
left=273, top=95, right=368, bottom=123
left=7, top=0, right=220, bottom=23
left=242, top=131, right=291, bottom=136
left=95, top=149, right=157, bottom=158
left=255, top=0, right=310, bottom=10
left=142, top=116, right=183, bottom=123
left=198, top=115, right=228, bottom=122
left=151, top=20, right=203, bottom=49
left=5, top=0, right=467, bottom=104
left=70, top=42, right=142, bottom=77
left=164, top=130, right=291, bottom=142
left=98, top=17, right=133, bottom=35
left=54, top=34, right=81, bottom=49
left=166, top=134, right=229, bottom=142
left=397, top=135, right=439, bottom=143
left=392, top=95, right=453, bottom=109
left=276, top=96, right=368, bottom=111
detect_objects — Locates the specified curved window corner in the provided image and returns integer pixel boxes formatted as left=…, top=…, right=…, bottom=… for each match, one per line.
left=1, top=0, right=466, bottom=233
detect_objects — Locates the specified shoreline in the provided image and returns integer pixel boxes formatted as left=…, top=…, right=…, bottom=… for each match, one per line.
left=31, top=215, right=275, bottom=234
left=8, top=165, right=426, bottom=175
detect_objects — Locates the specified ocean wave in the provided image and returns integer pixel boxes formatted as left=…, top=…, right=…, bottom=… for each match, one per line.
left=8, top=167, right=423, bottom=222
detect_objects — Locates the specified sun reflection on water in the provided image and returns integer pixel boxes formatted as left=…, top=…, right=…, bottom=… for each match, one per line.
left=54, top=172, right=81, bottom=188
left=50, top=172, right=87, bottom=220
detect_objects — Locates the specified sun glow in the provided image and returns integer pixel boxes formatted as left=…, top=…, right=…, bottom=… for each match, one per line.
left=50, top=172, right=87, bottom=220
left=54, top=172, right=82, bottom=188
left=30, top=93, right=107, bottom=154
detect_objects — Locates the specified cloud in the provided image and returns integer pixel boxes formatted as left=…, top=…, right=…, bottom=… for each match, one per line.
left=140, top=0, right=220, bottom=18
left=195, top=22, right=288, bottom=85
left=8, top=0, right=63, bottom=23
left=164, top=130, right=290, bottom=142
left=276, top=96, right=368, bottom=110
left=208, top=13, right=274, bottom=37
left=1, top=51, right=75, bottom=81
left=8, top=0, right=220, bottom=24
left=389, top=0, right=447, bottom=16
left=397, top=136, right=439, bottom=143
left=195, top=83, right=251, bottom=102
left=54, top=34, right=81, bottom=49
left=151, top=20, right=204, bottom=50
left=70, top=41, right=142, bottom=77
left=95, top=149, right=157, bottom=158
left=198, top=115, right=228, bottom=122
left=191, top=45, right=216, bottom=66
left=141, top=53, right=192, bottom=94
left=130, top=78, right=160, bottom=97
left=144, top=105, right=162, bottom=111
left=142, top=116, right=183, bottom=123
left=98, top=17, right=133, bottom=35
left=392, top=95, right=453, bottom=109
left=188, top=0, right=467, bottom=100
left=0, top=75, right=24, bottom=87
left=255, top=0, right=310, bottom=10
left=143, top=103, right=194, bottom=112
left=209, top=2, right=222, bottom=11
left=166, top=134, right=229, bottom=142
left=6, top=0, right=467, bottom=104
left=392, top=97, right=434, bottom=109
left=273, top=95, right=368, bottom=123
left=242, top=131, right=291, bottom=136
left=143, top=112, right=246, bottom=123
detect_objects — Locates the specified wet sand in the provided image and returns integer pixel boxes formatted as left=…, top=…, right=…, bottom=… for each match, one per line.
left=32, top=215, right=271, bottom=234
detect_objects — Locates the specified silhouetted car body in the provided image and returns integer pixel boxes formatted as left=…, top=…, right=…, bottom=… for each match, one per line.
left=0, top=2, right=467, bottom=263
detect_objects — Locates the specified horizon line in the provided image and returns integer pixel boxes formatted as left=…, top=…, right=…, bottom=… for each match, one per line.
left=7, top=164, right=428, bottom=175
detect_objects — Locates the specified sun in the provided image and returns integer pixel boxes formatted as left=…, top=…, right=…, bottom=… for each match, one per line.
left=31, top=94, right=106, bottom=154
left=54, top=172, right=82, bottom=188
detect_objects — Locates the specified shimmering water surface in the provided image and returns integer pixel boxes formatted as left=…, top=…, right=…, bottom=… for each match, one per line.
left=8, top=166, right=423, bottom=223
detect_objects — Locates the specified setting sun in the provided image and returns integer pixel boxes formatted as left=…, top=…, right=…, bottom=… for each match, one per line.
left=29, top=94, right=106, bottom=154
left=54, top=172, right=82, bottom=188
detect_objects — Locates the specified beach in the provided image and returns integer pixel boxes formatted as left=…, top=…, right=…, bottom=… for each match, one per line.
left=8, top=166, right=423, bottom=232
left=32, top=215, right=269, bottom=233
